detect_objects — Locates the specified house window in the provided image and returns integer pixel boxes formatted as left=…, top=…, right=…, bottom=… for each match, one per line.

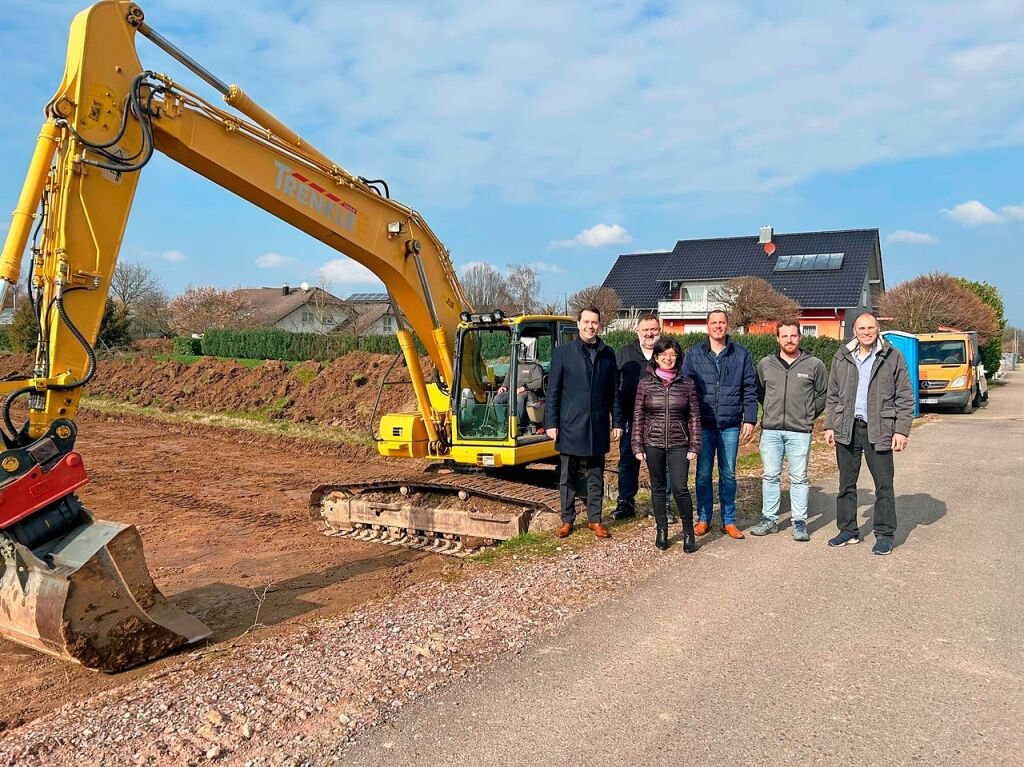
left=801, top=324, right=818, bottom=337
left=381, top=316, right=394, bottom=333
left=301, top=310, right=314, bottom=323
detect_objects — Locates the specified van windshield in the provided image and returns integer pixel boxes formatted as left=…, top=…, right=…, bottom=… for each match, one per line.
left=919, top=340, right=965, bottom=365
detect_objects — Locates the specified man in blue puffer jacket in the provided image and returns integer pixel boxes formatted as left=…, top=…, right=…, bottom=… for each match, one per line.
left=682, top=310, right=758, bottom=539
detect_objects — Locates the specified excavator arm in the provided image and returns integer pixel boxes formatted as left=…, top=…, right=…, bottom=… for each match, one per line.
left=0, top=0, right=479, bottom=670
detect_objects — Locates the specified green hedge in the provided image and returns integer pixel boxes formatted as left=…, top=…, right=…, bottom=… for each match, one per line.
left=173, top=336, right=202, bottom=355
left=187, top=326, right=841, bottom=369
left=0, top=327, right=10, bottom=352
left=200, top=328, right=425, bottom=362
left=602, top=329, right=842, bottom=370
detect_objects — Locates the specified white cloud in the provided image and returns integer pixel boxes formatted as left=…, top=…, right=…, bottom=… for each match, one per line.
left=529, top=261, right=564, bottom=273
left=6, top=2, right=1024, bottom=211
left=549, top=223, right=632, bottom=250
left=886, top=230, right=938, bottom=245
left=1002, top=204, right=1024, bottom=220
left=318, top=258, right=381, bottom=285
left=942, top=200, right=1003, bottom=226
left=255, top=252, right=295, bottom=269
left=161, top=249, right=187, bottom=262
left=175, top=1, right=1023, bottom=206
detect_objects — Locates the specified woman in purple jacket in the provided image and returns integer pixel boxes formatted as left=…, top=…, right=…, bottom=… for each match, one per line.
left=632, top=338, right=702, bottom=552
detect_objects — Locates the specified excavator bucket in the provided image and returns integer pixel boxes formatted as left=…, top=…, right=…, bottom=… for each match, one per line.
left=0, top=514, right=211, bottom=672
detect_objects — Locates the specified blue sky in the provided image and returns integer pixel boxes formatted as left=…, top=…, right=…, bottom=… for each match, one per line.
left=1, top=1, right=1022, bottom=324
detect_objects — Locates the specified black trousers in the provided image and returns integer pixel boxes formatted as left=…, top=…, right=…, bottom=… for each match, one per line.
left=835, top=420, right=896, bottom=538
left=645, top=446, right=693, bottom=533
left=559, top=454, right=606, bottom=524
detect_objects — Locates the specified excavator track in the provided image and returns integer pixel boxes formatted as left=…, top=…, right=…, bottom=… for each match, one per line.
left=311, top=466, right=566, bottom=557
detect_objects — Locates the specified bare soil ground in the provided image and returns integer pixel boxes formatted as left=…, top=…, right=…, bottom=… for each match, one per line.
left=0, top=411, right=446, bottom=731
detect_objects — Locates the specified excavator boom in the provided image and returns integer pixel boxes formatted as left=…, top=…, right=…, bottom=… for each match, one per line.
left=0, top=1, right=569, bottom=671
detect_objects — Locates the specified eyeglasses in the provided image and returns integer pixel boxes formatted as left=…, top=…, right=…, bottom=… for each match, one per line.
left=657, top=352, right=677, bottom=359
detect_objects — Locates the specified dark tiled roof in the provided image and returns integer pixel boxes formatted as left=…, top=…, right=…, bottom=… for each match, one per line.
left=602, top=229, right=880, bottom=310
left=599, top=251, right=672, bottom=309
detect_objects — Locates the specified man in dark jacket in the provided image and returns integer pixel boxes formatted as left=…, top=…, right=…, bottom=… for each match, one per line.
left=545, top=306, right=624, bottom=539
left=612, top=313, right=661, bottom=520
left=824, top=312, right=914, bottom=555
left=749, top=321, right=828, bottom=542
left=681, top=310, right=758, bottom=539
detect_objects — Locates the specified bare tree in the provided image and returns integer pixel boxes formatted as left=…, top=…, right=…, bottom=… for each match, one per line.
left=709, top=277, right=801, bottom=332
left=462, top=263, right=512, bottom=311
left=505, top=263, right=540, bottom=314
left=567, top=285, right=622, bottom=323
left=134, top=288, right=172, bottom=337
left=167, top=286, right=257, bottom=335
left=110, top=261, right=162, bottom=316
left=306, top=276, right=349, bottom=334
left=878, top=272, right=998, bottom=342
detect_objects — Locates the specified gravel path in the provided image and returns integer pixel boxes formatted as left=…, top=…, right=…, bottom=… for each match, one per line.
left=0, top=520, right=673, bottom=766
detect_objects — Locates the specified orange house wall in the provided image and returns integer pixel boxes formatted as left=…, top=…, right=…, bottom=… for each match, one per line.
left=663, top=311, right=846, bottom=339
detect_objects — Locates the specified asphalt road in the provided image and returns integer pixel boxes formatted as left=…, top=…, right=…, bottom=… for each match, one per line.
left=342, top=373, right=1024, bottom=767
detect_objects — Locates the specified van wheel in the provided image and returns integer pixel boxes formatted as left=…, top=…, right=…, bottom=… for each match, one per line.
left=960, top=394, right=974, bottom=415
left=972, top=387, right=982, bottom=408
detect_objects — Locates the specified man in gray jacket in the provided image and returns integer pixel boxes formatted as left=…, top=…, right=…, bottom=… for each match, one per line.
left=824, top=312, right=914, bottom=555
left=750, top=321, right=827, bottom=541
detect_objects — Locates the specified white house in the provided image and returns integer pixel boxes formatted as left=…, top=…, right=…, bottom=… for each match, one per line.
left=235, top=284, right=350, bottom=333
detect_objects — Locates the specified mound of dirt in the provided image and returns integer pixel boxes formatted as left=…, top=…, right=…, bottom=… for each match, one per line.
left=0, top=351, right=428, bottom=433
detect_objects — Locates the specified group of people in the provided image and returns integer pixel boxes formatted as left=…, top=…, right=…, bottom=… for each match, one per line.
left=543, top=305, right=915, bottom=556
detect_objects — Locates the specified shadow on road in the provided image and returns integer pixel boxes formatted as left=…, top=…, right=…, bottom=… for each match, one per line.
left=805, top=487, right=946, bottom=547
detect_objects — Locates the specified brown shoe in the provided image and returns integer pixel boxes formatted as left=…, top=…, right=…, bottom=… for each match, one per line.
left=555, top=522, right=573, bottom=538
left=722, top=524, right=745, bottom=539
left=693, top=520, right=710, bottom=536
left=588, top=522, right=611, bottom=539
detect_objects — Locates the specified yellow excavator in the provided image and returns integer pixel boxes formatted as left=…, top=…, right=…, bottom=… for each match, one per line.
left=0, top=1, right=579, bottom=672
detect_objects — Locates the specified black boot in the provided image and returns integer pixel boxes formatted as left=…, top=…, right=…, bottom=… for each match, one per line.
left=655, top=525, right=670, bottom=550
left=682, top=519, right=697, bottom=553
left=612, top=500, right=636, bottom=521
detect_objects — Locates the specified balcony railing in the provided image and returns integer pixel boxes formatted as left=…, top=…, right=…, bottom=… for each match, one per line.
left=657, top=299, right=726, bottom=317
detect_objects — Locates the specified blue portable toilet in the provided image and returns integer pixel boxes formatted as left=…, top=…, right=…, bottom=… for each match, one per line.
left=881, top=330, right=920, bottom=417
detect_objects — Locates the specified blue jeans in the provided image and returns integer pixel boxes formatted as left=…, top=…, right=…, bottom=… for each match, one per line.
left=696, top=425, right=739, bottom=525
left=759, top=430, right=812, bottom=523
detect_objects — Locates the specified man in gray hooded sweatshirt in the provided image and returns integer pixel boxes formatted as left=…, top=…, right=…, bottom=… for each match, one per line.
left=750, top=321, right=827, bottom=541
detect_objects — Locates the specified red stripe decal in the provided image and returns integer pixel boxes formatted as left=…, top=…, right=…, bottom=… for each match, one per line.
left=292, top=172, right=308, bottom=183
left=325, top=193, right=341, bottom=202
left=342, top=203, right=357, bottom=214
left=308, top=183, right=325, bottom=193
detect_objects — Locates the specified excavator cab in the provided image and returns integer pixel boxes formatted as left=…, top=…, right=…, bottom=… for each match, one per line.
left=451, top=315, right=577, bottom=459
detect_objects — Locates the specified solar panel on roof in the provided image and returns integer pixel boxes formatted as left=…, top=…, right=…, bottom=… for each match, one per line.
left=774, top=253, right=844, bottom=272
left=346, top=292, right=390, bottom=302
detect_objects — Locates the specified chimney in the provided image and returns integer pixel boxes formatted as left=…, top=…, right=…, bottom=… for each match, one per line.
left=282, top=284, right=290, bottom=296
left=759, top=226, right=773, bottom=244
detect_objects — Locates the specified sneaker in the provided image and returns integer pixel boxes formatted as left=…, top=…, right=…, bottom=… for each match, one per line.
left=749, top=517, right=779, bottom=536
left=827, top=530, right=861, bottom=547
left=792, top=521, right=810, bottom=542
left=872, top=537, right=894, bottom=556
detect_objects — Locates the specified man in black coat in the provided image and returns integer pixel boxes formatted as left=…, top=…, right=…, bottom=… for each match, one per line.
left=544, top=306, right=624, bottom=539
left=613, top=313, right=661, bottom=520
